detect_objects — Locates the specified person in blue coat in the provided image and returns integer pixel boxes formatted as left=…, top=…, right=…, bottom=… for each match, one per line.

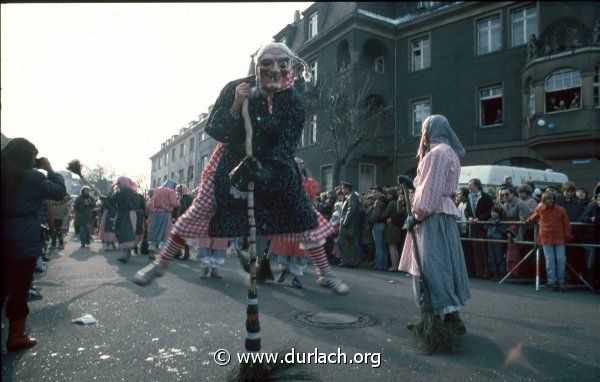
left=1, top=138, right=66, bottom=352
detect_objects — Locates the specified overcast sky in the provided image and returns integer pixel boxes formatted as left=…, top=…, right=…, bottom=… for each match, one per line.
left=1, top=2, right=313, bottom=188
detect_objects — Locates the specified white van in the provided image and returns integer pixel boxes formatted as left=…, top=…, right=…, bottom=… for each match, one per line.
left=458, top=165, right=568, bottom=189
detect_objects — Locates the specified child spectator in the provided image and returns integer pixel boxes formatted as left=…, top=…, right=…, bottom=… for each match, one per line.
left=486, top=205, right=507, bottom=280
left=526, top=191, right=573, bottom=291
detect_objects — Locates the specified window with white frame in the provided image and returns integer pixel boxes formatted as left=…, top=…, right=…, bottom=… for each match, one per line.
left=308, top=114, right=317, bottom=145
left=180, top=143, right=185, bottom=158
left=321, top=165, right=333, bottom=192
left=171, top=148, right=176, bottom=161
left=411, top=36, right=431, bottom=71
left=374, top=56, right=385, bottom=73
left=528, top=79, right=535, bottom=117
left=308, top=13, right=318, bottom=39
left=309, top=60, right=318, bottom=85
left=594, top=65, right=599, bottom=108
left=511, top=6, right=537, bottom=47
left=545, top=69, right=581, bottom=113
left=178, top=169, right=184, bottom=183
left=479, top=85, right=503, bottom=127
left=201, top=130, right=207, bottom=141
left=189, top=137, right=195, bottom=152
left=412, top=99, right=431, bottom=136
left=478, top=16, right=501, bottom=55
left=166, top=153, right=169, bottom=164
left=359, top=164, right=376, bottom=194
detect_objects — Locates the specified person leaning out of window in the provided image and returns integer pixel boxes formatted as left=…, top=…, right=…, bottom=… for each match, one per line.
left=1, top=138, right=66, bottom=352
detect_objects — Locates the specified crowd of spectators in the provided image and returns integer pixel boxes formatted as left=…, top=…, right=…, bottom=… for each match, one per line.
left=315, top=177, right=600, bottom=292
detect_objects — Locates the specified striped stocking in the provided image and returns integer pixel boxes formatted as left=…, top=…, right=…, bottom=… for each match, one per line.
left=154, top=233, right=185, bottom=268
left=306, top=245, right=331, bottom=277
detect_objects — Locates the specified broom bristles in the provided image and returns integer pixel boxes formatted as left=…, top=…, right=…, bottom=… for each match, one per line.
left=411, top=305, right=460, bottom=355
left=67, top=159, right=83, bottom=177
left=227, top=346, right=319, bottom=381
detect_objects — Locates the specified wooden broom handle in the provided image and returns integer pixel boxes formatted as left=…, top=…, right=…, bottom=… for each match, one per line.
left=241, top=98, right=258, bottom=291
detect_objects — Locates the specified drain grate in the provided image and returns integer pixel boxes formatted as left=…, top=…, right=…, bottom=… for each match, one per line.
left=293, top=309, right=376, bottom=329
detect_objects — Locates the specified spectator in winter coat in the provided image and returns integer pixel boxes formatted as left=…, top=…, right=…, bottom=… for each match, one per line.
left=369, top=194, right=389, bottom=271
left=74, top=186, right=96, bottom=248
left=361, top=194, right=376, bottom=267
left=526, top=192, right=573, bottom=291
left=49, top=196, right=70, bottom=250
left=1, top=138, right=66, bottom=352
left=465, top=178, right=495, bottom=279
left=517, top=184, right=538, bottom=214
left=382, top=187, right=405, bottom=271
left=486, top=205, right=507, bottom=280
left=579, top=192, right=600, bottom=290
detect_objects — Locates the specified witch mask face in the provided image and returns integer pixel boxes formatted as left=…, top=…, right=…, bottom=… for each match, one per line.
left=256, top=49, right=292, bottom=92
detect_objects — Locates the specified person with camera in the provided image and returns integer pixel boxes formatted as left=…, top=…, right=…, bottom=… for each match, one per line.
left=1, top=138, right=66, bottom=352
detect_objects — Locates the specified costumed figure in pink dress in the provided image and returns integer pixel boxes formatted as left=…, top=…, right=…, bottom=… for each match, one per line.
left=399, top=114, right=471, bottom=335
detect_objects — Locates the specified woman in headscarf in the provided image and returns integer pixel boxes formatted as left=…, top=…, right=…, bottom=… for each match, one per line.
left=399, top=115, right=471, bottom=335
left=98, top=184, right=118, bottom=251
left=112, top=176, right=139, bottom=262
left=146, top=179, right=180, bottom=256
left=133, top=42, right=348, bottom=294
left=1, top=138, right=66, bottom=351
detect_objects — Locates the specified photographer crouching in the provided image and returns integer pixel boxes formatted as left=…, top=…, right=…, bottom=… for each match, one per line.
left=1, top=138, right=66, bottom=352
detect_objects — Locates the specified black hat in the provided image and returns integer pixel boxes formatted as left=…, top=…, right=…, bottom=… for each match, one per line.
left=341, top=181, right=353, bottom=189
left=371, top=185, right=383, bottom=193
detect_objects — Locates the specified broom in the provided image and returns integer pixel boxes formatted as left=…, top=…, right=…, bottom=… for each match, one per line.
left=67, top=159, right=91, bottom=188
left=228, top=98, right=316, bottom=381
left=397, top=176, right=459, bottom=355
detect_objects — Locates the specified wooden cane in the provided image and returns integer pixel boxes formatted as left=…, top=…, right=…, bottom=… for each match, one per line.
left=241, top=98, right=258, bottom=291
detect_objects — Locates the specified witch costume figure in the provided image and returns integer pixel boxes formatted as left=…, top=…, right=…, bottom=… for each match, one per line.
left=133, top=42, right=349, bottom=294
left=399, top=115, right=471, bottom=334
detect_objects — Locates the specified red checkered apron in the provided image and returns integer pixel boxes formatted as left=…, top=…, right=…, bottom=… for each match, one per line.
left=172, top=143, right=333, bottom=244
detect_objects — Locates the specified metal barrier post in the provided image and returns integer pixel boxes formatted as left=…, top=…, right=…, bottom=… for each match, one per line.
left=535, top=224, right=540, bottom=292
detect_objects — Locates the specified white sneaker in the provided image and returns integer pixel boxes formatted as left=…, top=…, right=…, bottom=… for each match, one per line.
left=133, top=262, right=165, bottom=285
left=317, top=273, right=350, bottom=295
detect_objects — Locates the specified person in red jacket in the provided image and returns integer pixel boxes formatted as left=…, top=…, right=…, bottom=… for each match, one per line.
left=526, top=191, right=573, bottom=291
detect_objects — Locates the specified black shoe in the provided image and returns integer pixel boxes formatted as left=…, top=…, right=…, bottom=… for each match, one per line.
left=42, top=255, right=51, bottom=262
left=27, top=289, right=43, bottom=300
left=277, top=269, right=289, bottom=283
left=292, top=276, right=302, bottom=289
left=210, top=269, right=222, bottom=279
left=443, top=312, right=466, bottom=335
left=551, top=283, right=559, bottom=292
left=133, top=246, right=139, bottom=255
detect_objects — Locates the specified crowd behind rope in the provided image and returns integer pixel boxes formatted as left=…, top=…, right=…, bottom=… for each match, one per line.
left=313, top=178, right=600, bottom=293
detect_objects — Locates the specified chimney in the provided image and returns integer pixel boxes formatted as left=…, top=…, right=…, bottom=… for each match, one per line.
left=294, top=10, right=300, bottom=23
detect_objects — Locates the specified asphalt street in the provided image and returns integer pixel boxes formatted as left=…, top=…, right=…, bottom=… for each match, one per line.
left=2, top=234, right=599, bottom=382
